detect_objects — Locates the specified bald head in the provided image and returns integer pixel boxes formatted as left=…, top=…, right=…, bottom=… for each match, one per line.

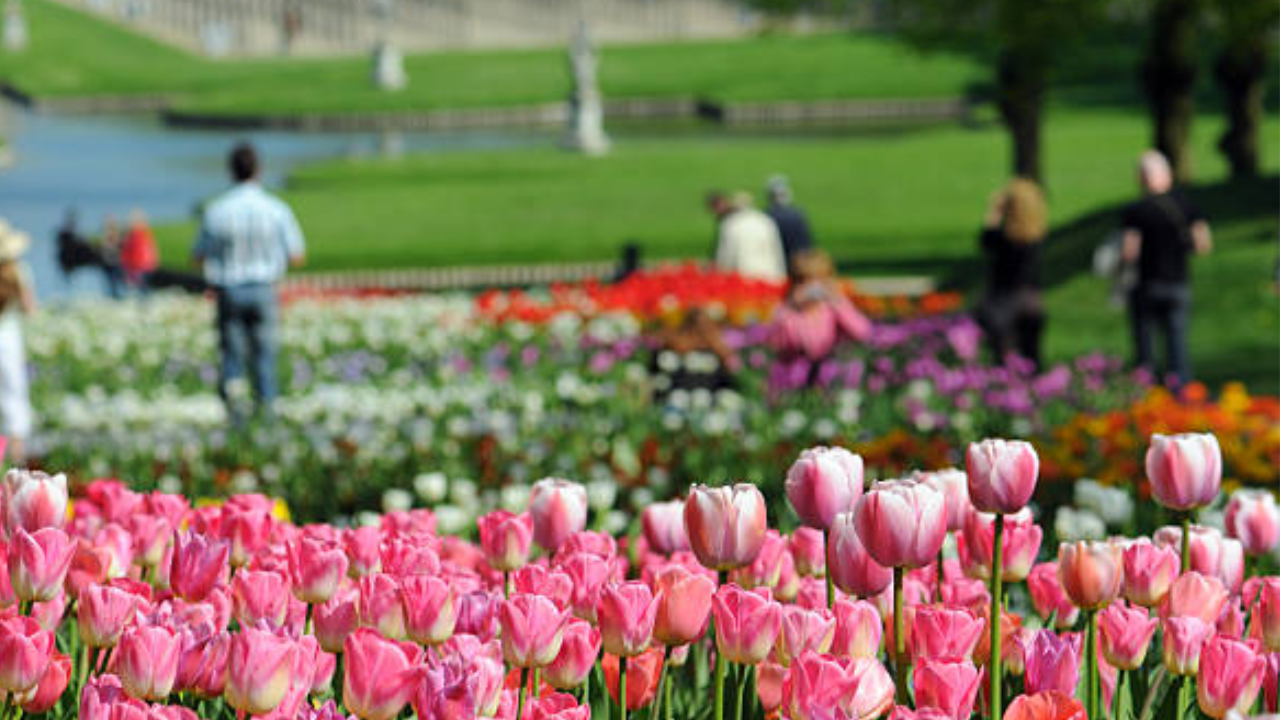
left=1138, top=150, right=1173, bottom=194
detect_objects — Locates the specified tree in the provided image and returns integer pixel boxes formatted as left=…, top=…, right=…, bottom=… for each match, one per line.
left=1140, top=0, right=1201, bottom=181
left=1210, top=0, right=1277, bottom=178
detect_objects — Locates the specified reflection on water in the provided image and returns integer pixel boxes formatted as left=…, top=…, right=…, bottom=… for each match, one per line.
left=0, top=104, right=548, bottom=300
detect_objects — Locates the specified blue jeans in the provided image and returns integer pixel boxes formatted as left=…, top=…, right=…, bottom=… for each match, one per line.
left=1130, top=283, right=1192, bottom=387
left=215, top=283, right=278, bottom=408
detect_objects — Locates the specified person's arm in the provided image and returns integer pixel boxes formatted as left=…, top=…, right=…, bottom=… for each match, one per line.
left=714, top=225, right=734, bottom=270
left=281, top=205, right=306, bottom=268
left=1121, top=229, right=1141, bottom=263
left=192, top=216, right=211, bottom=271
left=1190, top=220, right=1212, bottom=254
left=17, top=264, right=36, bottom=314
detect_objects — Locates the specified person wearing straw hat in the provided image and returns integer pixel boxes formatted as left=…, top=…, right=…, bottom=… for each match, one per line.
left=0, top=219, right=35, bottom=464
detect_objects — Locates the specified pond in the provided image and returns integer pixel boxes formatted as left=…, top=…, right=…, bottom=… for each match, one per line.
left=0, top=104, right=549, bottom=300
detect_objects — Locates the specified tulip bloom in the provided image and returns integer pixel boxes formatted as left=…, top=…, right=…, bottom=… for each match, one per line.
left=911, top=604, right=985, bottom=662
left=3, top=470, right=68, bottom=534
left=913, top=659, right=981, bottom=720
left=789, top=527, right=826, bottom=577
left=1197, top=633, right=1267, bottom=719
left=0, top=614, right=54, bottom=693
left=597, top=581, right=658, bottom=658
left=287, top=536, right=348, bottom=604
left=916, top=468, right=971, bottom=532
left=960, top=508, right=1042, bottom=582
left=343, top=628, right=424, bottom=720
left=170, top=532, right=230, bottom=603
left=400, top=575, right=456, bottom=646
left=1257, top=578, right=1280, bottom=652
left=232, top=569, right=290, bottom=628
left=1003, top=691, right=1087, bottom=720
left=1162, top=616, right=1213, bottom=675
left=1097, top=601, right=1158, bottom=670
left=116, top=624, right=181, bottom=701
left=1225, top=489, right=1280, bottom=556
left=343, top=527, right=382, bottom=577
left=1121, top=539, right=1179, bottom=608
left=785, top=446, right=864, bottom=531
left=683, top=483, right=768, bottom=571
left=641, top=500, right=690, bottom=555
left=545, top=618, right=601, bottom=690
left=781, top=651, right=860, bottom=720
left=1057, top=541, right=1122, bottom=610
left=529, top=478, right=589, bottom=553
left=1023, top=629, right=1081, bottom=696
left=965, top=439, right=1039, bottom=515
left=827, top=512, right=892, bottom=597
left=500, top=592, right=569, bottom=668
left=1027, top=562, right=1078, bottom=629
left=358, top=574, right=405, bottom=640
left=712, top=584, right=781, bottom=665
left=775, top=605, right=836, bottom=667
left=845, top=657, right=897, bottom=720
left=831, top=598, right=882, bottom=659
left=853, top=479, right=946, bottom=569
left=651, top=564, right=715, bottom=646
left=1145, top=432, right=1222, bottom=510
left=17, top=649, right=70, bottom=714
left=602, top=647, right=664, bottom=711
left=560, top=551, right=612, bottom=621
left=7, top=527, right=75, bottom=603
left=224, top=626, right=297, bottom=715
left=1162, top=571, right=1228, bottom=624
left=78, top=583, right=138, bottom=648
left=314, top=585, right=360, bottom=654
left=477, top=510, right=533, bottom=572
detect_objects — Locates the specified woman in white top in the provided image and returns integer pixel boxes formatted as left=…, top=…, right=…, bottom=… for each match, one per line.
left=0, top=219, right=35, bottom=464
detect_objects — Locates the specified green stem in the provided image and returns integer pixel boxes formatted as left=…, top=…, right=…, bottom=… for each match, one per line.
left=532, top=667, right=541, bottom=698
left=652, top=646, right=671, bottom=720
left=734, top=663, right=746, bottom=720
left=516, top=667, right=528, bottom=720
left=17, top=599, right=30, bottom=617
left=1180, top=515, right=1191, bottom=574
left=619, top=656, right=628, bottom=720
left=504, top=571, right=512, bottom=599
left=1086, top=609, right=1099, bottom=720
left=77, top=644, right=90, bottom=697
left=665, top=652, right=674, bottom=720
left=823, top=529, right=835, bottom=609
left=893, top=566, right=907, bottom=705
left=582, top=660, right=591, bottom=710
left=334, top=653, right=344, bottom=710
left=714, top=570, right=727, bottom=720
left=990, top=512, right=1005, bottom=720
left=936, top=547, right=946, bottom=603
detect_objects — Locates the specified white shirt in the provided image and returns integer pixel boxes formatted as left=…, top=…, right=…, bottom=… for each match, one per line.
left=193, top=182, right=305, bottom=287
left=715, top=208, right=787, bottom=282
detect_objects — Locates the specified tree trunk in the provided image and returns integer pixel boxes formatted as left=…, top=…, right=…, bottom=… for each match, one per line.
left=1212, top=0, right=1275, bottom=178
left=996, top=48, right=1047, bottom=183
left=1142, top=0, right=1199, bottom=181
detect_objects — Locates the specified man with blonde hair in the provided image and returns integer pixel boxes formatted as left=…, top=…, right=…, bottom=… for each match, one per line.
left=1120, top=149, right=1212, bottom=386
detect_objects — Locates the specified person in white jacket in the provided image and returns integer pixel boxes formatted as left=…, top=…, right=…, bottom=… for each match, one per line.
left=707, top=191, right=787, bottom=282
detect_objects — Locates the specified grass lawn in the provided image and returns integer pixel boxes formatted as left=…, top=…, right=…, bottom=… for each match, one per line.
left=0, top=0, right=982, bottom=114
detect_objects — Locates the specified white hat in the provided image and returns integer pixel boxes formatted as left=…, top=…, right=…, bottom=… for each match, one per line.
left=0, top=219, right=29, bottom=262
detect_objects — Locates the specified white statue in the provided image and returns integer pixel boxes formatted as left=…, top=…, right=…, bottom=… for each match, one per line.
left=372, top=42, right=407, bottom=91
left=3, top=0, right=28, bottom=53
left=563, top=21, right=610, bottom=155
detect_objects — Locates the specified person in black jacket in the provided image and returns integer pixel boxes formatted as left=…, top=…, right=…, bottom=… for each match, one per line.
left=976, top=178, right=1048, bottom=369
left=1121, top=150, right=1212, bottom=387
left=764, top=175, right=815, bottom=278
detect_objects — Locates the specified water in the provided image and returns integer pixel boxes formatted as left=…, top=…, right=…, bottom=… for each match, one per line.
left=0, top=104, right=548, bottom=299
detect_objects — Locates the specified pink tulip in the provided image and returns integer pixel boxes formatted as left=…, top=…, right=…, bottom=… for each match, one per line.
left=845, top=657, right=897, bottom=720
left=1225, top=489, right=1280, bottom=556
left=1146, top=432, right=1221, bottom=510
left=287, top=536, right=348, bottom=604
left=557, top=530, right=617, bottom=560
left=831, top=598, right=882, bottom=659
left=1197, top=632, right=1267, bottom=719
left=379, top=535, right=440, bottom=578
left=524, top=693, right=591, bottom=720
left=1121, top=539, right=1179, bottom=608
left=913, top=659, right=981, bottom=720
left=477, top=510, right=533, bottom=572
left=17, top=649, right=69, bottom=713
left=915, top=469, right=971, bottom=532
left=789, top=527, right=826, bottom=577
left=3, top=470, right=67, bottom=534
left=512, top=564, right=574, bottom=611
left=358, top=574, right=405, bottom=640
left=500, top=592, right=569, bottom=668
left=223, top=627, right=297, bottom=715
left=712, top=583, right=781, bottom=665
left=853, top=479, right=946, bottom=569
left=400, top=575, right=456, bottom=646
left=170, top=532, right=230, bottom=602
left=529, top=478, right=589, bottom=553
left=1057, top=541, right=1123, bottom=610
left=116, top=624, right=181, bottom=701
left=959, top=508, right=1042, bottom=582
left=1154, top=525, right=1246, bottom=595
left=7, top=527, right=74, bottom=603
left=775, top=605, right=835, bottom=667
left=559, top=551, right=612, bottom=621
left=683, top=483, right=768, bottom=571
left=1162, top=616, right=1214, bottom=675
left=176, top=627, right=230, bottom=697
left=454, top=590, right=501, bottom=641
left=734, top=528, right=790, bottom=590
left=827, top=512, right=892, bottom=597
left=1026, top=562, right=1079, bottom=629
left=1162, top=571, right=1228, bottom=624
left=1264, top=651, right=1278, bottom=713
left=78, top=583, right=138, bottom=648
left=911, top=604, right=985, bottom=662
left=1003, top=691, right=1087, bottom=720
left=964, top=439, right=1039, bottom=515
left=785, top=446, right=864, bottom=531
left=757, top=660, right=786, bottom=716
left=343, top=527, right=382, bottom=577
left=781, top=651, right=860, bottom=720
left=1257, top=578, right=1280, bottom=652
left=1023, top=629, right=1081, bottom=696
left=1098, top=601, right=1158, bottom=670
left=596, top=581, right=658, bottom=657
left=232, top=569, right=289, bottom=628
left=220, top=507, right=273, bottom=567
left=343, top=628, right=424, bottom=720
left=1216, top=598, right=1245, bottom=638
left=314, top=585, right=359, bottom=654
left=0, top=614, right=53, bottom=693
left=640, top=501, right=690, bottom=555
left=545, top=618, right=601, bottom=690
left=651, top=563, right=715, bottom=646
left=125, top=514, right=171, bottom=568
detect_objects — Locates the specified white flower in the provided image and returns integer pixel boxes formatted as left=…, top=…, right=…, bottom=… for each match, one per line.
left=414, top=472, right=448, bottom=503
left=1053, top=507, right=1106, bottom=542
left=382, top=489, right=414, bottom=514
left=586, top=479, right=617, bottom=512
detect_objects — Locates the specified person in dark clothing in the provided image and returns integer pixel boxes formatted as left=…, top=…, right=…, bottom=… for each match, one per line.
left=1121, top=150, right=1212, bottom=387
left=764, top=175, right=815, bottom=277
left=976, top=178, right=1048, bottom=369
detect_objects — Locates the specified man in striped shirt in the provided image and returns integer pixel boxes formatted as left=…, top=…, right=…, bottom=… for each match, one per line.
left=193, top=143, right=305, bottom=418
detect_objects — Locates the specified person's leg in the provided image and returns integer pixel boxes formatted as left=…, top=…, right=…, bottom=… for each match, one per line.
left=1129, top=291, right=1155, bottom=374
left=245, top=284, right=279, bottom=408
left=1016, top=312, right=1045, bottom=371
left=216, top=288, right=247, bottom=405
left=1165, top=287, right=1193, bottom=387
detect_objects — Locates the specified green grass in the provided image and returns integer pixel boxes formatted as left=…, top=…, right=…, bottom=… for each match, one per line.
left=0, top=0, right=982, bottom=114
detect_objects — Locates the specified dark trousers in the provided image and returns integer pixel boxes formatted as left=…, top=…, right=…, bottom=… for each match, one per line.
left=977, top=289, right=1045, bottom=370
left=215, top=283, right=279, bottom=409
left=1129, top=283, right=1192, bottom=386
